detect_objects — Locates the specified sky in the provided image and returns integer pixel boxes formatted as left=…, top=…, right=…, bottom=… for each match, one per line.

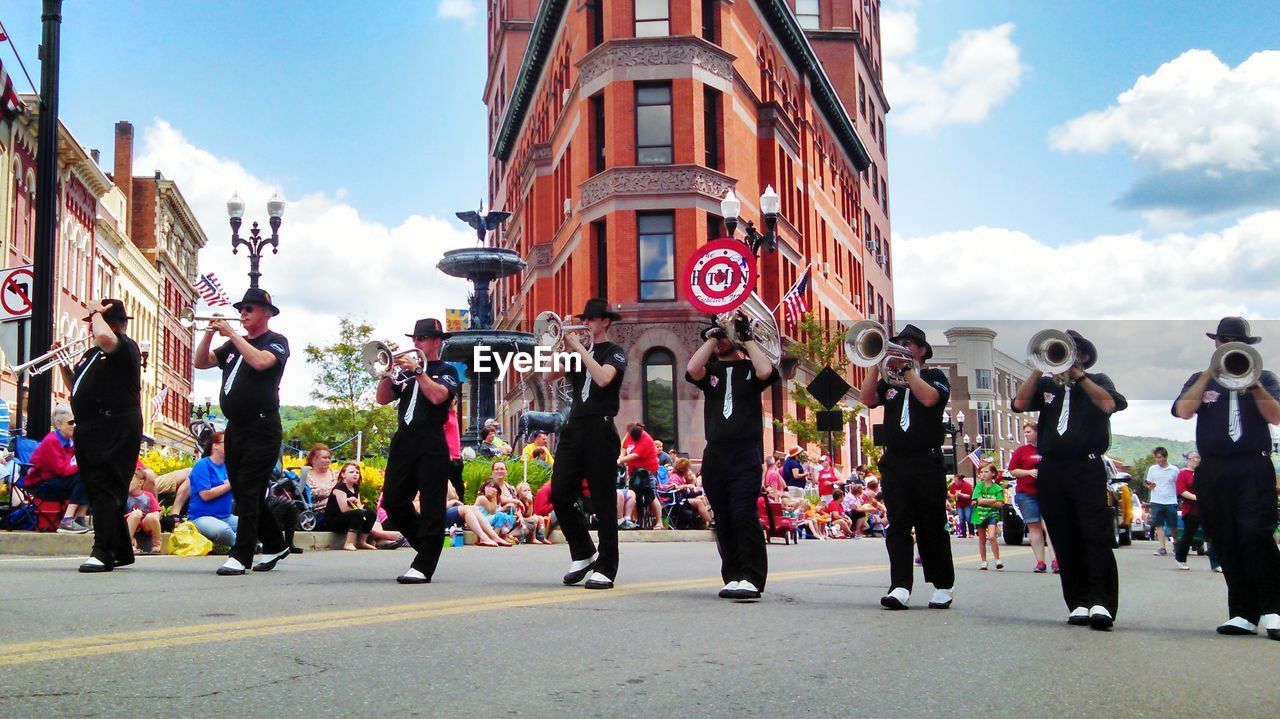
left=1, top=0, right=1277, bottom=442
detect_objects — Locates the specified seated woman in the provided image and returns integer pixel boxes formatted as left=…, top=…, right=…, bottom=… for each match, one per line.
left=445, top=481, right=513, bottom=547
left=188, top=432, right=237, bottom=546
left=474, top=479, right=519, bottom=541
left=27, top=404, right=91, bottom=533
left=662, top=458, right=714, bottom=528
left=325, top=462, right=378, bottom=551
left=302, top=443, right=337, bottom=522
left=124, top=467, right=163, bottom=553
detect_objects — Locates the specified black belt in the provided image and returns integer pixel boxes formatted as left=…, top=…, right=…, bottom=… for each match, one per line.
left=90, top=407, right=140, bottom=417
left=569, top=415, right=614, bottom=424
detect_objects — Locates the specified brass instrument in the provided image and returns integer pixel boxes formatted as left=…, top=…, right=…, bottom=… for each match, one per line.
left=844, top=319, right=916, bottom=386
left=712, top=309, right=783, bottom=365
left=533, top=311, right=594, bottom=353
left=1211, top=341, right=1262, bottom=391
left=179, top=308, right=242, bottom=332
left=9, top=336, right=94, bottom=376
left=1026, top=329, right=1076, bottom=384
left=361, top=340, right=427, bottom=383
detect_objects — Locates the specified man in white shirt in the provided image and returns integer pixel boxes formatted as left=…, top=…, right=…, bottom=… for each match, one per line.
left=1144, top=447, right=1181, bottom=556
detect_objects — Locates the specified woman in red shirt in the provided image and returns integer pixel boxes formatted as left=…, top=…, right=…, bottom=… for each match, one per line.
left=1009, top=422, right=1056, bottom=573
left=27, top=405, right=92, bottom=533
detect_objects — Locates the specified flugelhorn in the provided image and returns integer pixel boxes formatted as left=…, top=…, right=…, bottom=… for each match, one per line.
left=712, top=309, right=783, bottom=365
left=9, top=336, right=94, bottom=376
left=533, top=311, right=593, bottom=353
left=361, top=341, right=427, bottom=383
left=1211, top=341, right=1262, bottom=391
left=180, top=308, right=242, bottom=332
left=844, top=319, right=916, bottom=386
left=1027, top=329, right=1076, bottom=383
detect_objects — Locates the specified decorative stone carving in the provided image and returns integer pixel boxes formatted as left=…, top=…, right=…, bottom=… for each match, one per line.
left=577, top=37, right=736, bottom=88
left=528, top=243, right=553, bottom=269
left=531, top=142, right=553, bottom=165
left=579, top=165, right=736, bottom=209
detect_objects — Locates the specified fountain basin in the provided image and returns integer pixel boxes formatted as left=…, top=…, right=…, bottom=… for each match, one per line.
left=441, top=330, right=537, bottom=366
left=437, top=247, right=527, bottom=281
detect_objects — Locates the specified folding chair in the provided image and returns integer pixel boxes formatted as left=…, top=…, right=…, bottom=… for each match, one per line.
left=2, top=435, right=60, bottom=531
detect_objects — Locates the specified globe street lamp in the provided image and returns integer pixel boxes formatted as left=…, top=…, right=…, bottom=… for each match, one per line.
left=720, top=186, right=780, bottom=257
left=944, top=408, right=964, bottom=477
left=228, top=192, right=285, bottom=289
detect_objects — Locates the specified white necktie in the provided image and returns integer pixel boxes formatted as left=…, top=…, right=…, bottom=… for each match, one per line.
left=71, top=352, right=100, bottom=397
left=405, top=385, right=418, bottom=426
left=580, top=369, right=592, bottom=403
left=223, top=356, right=244, bottom=395
left=1228, top=390, right=1242, bottom=442
left=899, top=387, right=911, bottom=431
left=1057, top=384, right=1070, bottom=436
left=722, top=367, right=734, bottom=419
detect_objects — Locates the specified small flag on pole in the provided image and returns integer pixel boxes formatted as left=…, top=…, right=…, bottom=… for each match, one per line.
left=150, top=386, right=170, bottom=417
left=197, top=273, right=233, bottom=307
left=780, top=266, right=811, bottom=331
left=962, top=449, right=982, bottom=467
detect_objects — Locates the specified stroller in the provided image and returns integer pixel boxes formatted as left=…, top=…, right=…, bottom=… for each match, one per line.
left=267, top=464, right=319, bottom=531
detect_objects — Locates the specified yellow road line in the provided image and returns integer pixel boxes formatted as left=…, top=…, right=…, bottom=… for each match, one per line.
left=4, top=550, right=1024, bottom=666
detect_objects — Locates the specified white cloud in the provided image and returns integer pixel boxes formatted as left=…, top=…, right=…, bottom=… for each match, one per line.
left=883, top=16, right=1026, bottom=134
left=1050, top=50, right=1280, bottom=220
left=892, top=211, right=1280, bottom=440
left=136, top=120, right=474, bottom=407
left=438, top=0, right=478, bottom=25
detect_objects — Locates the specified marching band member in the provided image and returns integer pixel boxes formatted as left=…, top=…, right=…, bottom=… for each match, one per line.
left=858, top=324, right=956, bottom=610
left=545, top=298, right=627, bottom=590
left=375, top=318, right=460, bottom=584
left=1172, top=317, right=1280, bottom=639
left=1013, top=330, right=1126, bottom=630
left=685, top=313, right=778, bottom=601
left=194, top=288, right=292, bottom=576
left=62, top=299, right=144, bottom=572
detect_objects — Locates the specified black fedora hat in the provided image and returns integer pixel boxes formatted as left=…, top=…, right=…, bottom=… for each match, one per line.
left=575, top=297, right=622, bottom=321
left=1065, top=330, right=1098, bottom=369
left=406, top=317, right=451, bottom=340
left=1206, top=316, right=1261, bottom=345
left=83, top=298, right=131, bottom=324
left=890, top=323, right=933, bottom=360
left=232, top=288, right=281, bottom=316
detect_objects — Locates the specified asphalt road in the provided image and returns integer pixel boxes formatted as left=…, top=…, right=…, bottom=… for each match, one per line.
left=0, top=537, right=1275, bottom=719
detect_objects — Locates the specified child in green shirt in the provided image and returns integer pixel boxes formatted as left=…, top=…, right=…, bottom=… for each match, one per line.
left=972, top=463, right=1005, bottom=570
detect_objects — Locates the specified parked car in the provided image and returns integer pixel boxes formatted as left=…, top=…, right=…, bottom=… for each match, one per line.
left=1129, top=497, right=1151, bottom=541
left=1103, top=456, right=1135, bottom=547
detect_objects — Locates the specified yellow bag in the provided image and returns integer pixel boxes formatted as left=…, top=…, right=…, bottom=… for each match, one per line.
left=167, top=520, right=213, bottom=557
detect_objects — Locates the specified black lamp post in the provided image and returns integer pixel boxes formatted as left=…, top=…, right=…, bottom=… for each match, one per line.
left=227, top=192, right=285, bottom=289
left=944, top=408, right=964, bottom=477
left=720, top=187, right=781, bottom=258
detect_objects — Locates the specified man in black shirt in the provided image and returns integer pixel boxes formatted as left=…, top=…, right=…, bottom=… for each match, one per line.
left=61, top=299, right=143, bottom=572
left=1013, top=330, right=1126, bottom=630
left=858, top=324, right=955, bottom=610
left=375, top=318, right=460, bottom=584
left=1172, top=317, right=1280, bottom=639
left=194, top=288, right=291, bottom=576
left=546, top=298, right=627, bottom=590
left=686, top=312, right=779, bottom=601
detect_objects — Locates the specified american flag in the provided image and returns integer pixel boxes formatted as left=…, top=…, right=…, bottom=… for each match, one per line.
left=197, top=273, right=233, bottom=307
left=150, top=386, right=169, bottom=417
left=780, top=266, right=811, bottom=330
left=0, top=60, right=23, bottom=118
left=962, top=449, right=982, bottom=467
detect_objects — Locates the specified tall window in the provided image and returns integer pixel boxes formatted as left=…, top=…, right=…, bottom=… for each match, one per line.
left=635, top=0, right=669, bottom=37
left=635, top=84, right=673, bottom=164
left=701, top=0, right=718, bottom=42
left=977, top=401, right=994, bottom=450
left=593, top=220, right=609, bottom=298
left=590, top=94, right=606, bottom=174
left=703, top=87, right=722, bottom=171
left=638, top=212, right=675, bottom=300
left=642, top=348, right=677, bottom=447
left=590, top=0, right=605, bottom=46
left=974, top=369, right=992, bottom=390
left=796, top=0, right=819, bottom=29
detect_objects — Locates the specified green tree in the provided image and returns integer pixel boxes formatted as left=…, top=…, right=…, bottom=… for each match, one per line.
left=291, top=317, right=395, bottom=459
left=773, top=312, right=864, bottom=452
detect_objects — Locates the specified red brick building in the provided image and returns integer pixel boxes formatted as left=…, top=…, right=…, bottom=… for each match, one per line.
left=485, top=0, right=894, bottom=464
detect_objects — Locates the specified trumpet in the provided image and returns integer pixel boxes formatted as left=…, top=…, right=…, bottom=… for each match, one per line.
left=533, top=311, right=593, bottom=353
left=1027, top=329, right=1076, bottom=383
left=844, top=319, right=917, bottom=386
left=361, top=341, right=427, bottom=383
left=1211, top=341, right=1262, bottom=391
left=9, top=336, right=94, bottom=376
left=180, top=308, right=242, bottom=332
left=711, top=309, right=783, bottom=365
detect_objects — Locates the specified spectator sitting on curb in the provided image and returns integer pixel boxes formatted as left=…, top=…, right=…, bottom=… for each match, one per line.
left=28, top=404, right=91, bottom=534
left=124, top=466, right=163, bottom=553
left=325, top=462, right=378, bottom=551
left=139, top=462, right=190, bottom=521
left=302, top=443, right=337, bottom=519
left=188, top=431, right=237, bottom=547
left=515, top=481, right=553, bottom=544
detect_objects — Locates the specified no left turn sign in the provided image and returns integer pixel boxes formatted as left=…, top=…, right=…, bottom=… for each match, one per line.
left=0, top=265, right=35, bottom=321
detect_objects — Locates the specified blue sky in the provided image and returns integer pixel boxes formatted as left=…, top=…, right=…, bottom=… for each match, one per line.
left=1, top=0, right=1277, bottom=441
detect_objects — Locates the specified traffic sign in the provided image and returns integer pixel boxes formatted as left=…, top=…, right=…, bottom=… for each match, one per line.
left=807, top=366, right=851, bottom=410
left=0, top=265, right=34, bottom=321
left=682, top=239, right=756, bottom=315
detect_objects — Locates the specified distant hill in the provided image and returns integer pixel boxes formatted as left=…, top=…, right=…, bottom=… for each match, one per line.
left=1109, top=434, right=1196, bottom=465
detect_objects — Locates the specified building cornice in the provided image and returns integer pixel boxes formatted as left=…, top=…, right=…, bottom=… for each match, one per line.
left=579, top=164, right=737, bottom=211
left=576, top=35, right=736, bottom=89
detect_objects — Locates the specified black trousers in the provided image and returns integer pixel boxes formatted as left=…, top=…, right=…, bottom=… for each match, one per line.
left=1038, top=456, right=1118, bottom=617
left=550, top=417, right=621, bottom=580
left=449, top=458, right=465, bottom=503
left=382, top=437, right=451, bottom=577
left=328, top=508, right=377, bottom=535
left=702, top=439, right=767, bottom=590
left=1173, top=513, right=1218, bottom=566
left=225, top=415, right=286, bottom=567
left=76, top=409, right=143, bottom=565
left=879, top=448, right=954, bottom=591
left=1196, top=453, right=1280, bottom=624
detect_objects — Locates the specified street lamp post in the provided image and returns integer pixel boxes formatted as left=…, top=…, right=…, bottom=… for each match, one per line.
left=228, top=192, right=286, bottom=289
left=189, top=393, right=212, bottom=422
left=944, top=409, right=964, bottom=478
left=720, top=187, right=781, bottom=258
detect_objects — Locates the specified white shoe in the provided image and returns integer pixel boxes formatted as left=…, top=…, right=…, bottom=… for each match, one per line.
left=928, top=588, right=953, bottom=609
left=979, top=561, right=988, bottom=570
left=396, top=567, right=430, bottom=584
left=216, top=557, right=246, bottom=576
left=563, top=553, right=598, bottom=585
left=995, top=560, right=1004, bottom=570
left=718, top=580, right=742, bottom=598
left=1213, top=566, right=1224, bottom=573
left=1260, top=614, right=1280, bottom=641
left=1068, top=607, right=1090, bottom=626
left=1217, top=616, right=1258, bottom=635
left=880, top=587, right=910, bottom=610
left=584, top=571, right=614, bottom=590
left=734, top=581, right=762, bottom=601
left=1088, top=605, right=1114, bottom=630
left=1177, top=562, right=1190, bottom=570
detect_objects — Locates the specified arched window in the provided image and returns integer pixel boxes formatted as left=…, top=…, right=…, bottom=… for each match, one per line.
left=642, top=348, right=677, bottom=449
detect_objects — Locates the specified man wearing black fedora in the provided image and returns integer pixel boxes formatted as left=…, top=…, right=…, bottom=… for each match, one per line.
left=195, top=288, right=292, bottom=576
left=858, top=324, right=956, bottom=610
left=1014, top=329, right=1126, bottom=630
left=375, top=318, right=460, bottom=584
left=1173, top=317, right=1280, bottom=639
left=60, top=299, right=144, bottom=572
left=543, top=298, right=627, bottom=590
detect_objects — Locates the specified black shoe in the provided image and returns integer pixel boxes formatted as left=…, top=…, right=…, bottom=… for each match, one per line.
left=1067, top=607, right=1090, bottom=626
left=78, top=557, right=112, bottom=573
left=563, top=556, right=596, bottom=585
left=1088, top=606, right=1114, bottom=631
left=732, top=581, right=762, bottom=601
left=289, top=546, right=304, bottom=554
left=584, top=571, right=614, bottom=590
left=112, top=555, right=136, bottom=568
left=880, top=588, right=910, bottom=610
left=252, top=547, right=291, bottom=572
left=718, top=581, right=741, bottom=598
left=396, top=574, right=431, bottom=584
left=216, top=557, right=247, bottom=576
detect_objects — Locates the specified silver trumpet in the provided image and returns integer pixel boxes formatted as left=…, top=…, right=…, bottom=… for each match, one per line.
left=361, top=340, right=427, bottom=383
left=9, top=336, right=94, bottom=376
left=1026, top=329, right=1077, bottom=384
left=712, top=309, right=783, bottom=365
left=179, top=308, right=242, bottom=332
left=533, top=311, right=594, bottom=353
left=844, top=319, right=916, bottom=386
left=1211, top=341, right=1262, bottom=391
